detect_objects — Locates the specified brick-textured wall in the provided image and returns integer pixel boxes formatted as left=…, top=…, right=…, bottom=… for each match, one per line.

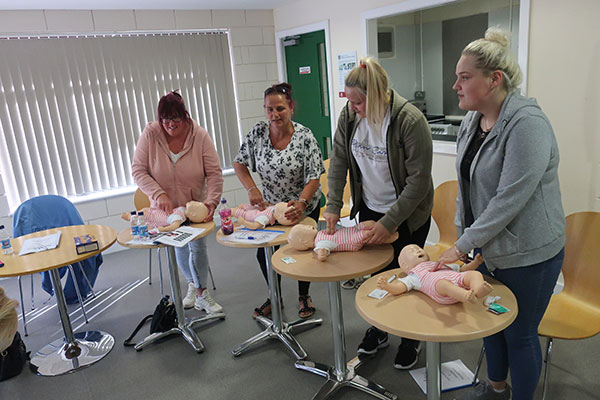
left=0, top=9, right=274, bottom=252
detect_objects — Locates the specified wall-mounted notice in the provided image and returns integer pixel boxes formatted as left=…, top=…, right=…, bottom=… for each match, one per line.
left=299, top=66, right=311, bottom=74
left=337, top=51, right=357, bottom=98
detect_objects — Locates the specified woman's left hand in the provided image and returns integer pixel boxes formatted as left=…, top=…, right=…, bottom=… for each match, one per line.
left=365, top=222, right=394, bottom=245
left=285, top=200, right=306, bottom=223
left=203, top=204, right=215, bottom=223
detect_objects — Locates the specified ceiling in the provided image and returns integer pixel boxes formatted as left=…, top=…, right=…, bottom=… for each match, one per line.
left=0, top=0, right=297, bottom=10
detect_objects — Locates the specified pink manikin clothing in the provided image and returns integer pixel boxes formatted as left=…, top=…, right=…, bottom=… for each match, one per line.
left=233, top=204, right=276, bottom=225
left=406, top=261, right=466, bottom=305
left=314, top=223, right=368, bottom=252
left=143, top=207, right=186, bottom=229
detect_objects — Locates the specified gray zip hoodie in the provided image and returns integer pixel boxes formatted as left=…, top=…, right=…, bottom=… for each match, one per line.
left=455, top=91, right=565, bottom=270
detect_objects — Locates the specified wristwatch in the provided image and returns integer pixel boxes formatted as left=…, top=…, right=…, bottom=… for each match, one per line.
left=454, top=244, right=468, bottom=262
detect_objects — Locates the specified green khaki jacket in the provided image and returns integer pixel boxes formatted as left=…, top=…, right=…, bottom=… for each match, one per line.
left=325, top=90, right=433, bottom=233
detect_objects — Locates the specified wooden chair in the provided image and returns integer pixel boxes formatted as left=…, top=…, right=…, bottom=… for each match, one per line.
left=134, top=188, right=216, bottom=291
left=536, top=211, right=600, bottom=399
left=134, top=188, right=164, bottom=295
left=473, top=212, right=600, bottom=399
left=319, top=158, right=351, bottom=225
left=424, top=180, right=458, bottom=261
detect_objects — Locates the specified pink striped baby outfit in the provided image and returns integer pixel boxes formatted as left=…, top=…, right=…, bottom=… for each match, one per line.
left=143, top=206, right=186, bottom=229
left=314, top=223, right=367, bottom=252
left=409, top=261, right=465, bottom=305
left=234, top=204, right=276, bottom=225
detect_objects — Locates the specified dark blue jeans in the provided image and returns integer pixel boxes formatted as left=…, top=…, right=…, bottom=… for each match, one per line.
left=478, top=248, right=564, bottom=400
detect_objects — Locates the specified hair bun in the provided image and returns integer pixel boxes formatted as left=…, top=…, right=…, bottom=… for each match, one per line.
left=484, top=27, right=510, bottom=48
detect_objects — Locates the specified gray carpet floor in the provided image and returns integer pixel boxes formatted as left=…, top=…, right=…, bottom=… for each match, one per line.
left=0, top=234, right=598, bottom=400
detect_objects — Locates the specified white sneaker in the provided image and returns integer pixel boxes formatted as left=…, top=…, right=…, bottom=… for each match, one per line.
left=194, top=289, right=223, bottom=314
left=182, top=282, right=195, bottom=309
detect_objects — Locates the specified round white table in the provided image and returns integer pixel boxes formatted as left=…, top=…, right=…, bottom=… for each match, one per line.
left=272, top=243, right=395, bottom=400
left=118, top=222, right=225, bottom=353
left=0, top=224, right=117, bottom=376
left=216, top=217, right=322, bottom=360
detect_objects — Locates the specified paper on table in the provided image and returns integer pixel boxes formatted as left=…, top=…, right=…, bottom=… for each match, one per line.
left=409, top=359, right=476, bottom=394
left=153, top=226, right=206, bottom=247
left=19, top=231, right=62, bottom=255
left=127, top=237, right=159, bottom=246
left=220, top=228, right=283, bottom=244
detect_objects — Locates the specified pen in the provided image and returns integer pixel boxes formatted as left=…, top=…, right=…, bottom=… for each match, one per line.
left=247, top=236, right=255, bottom=240
left=0, top=260, right=4, bottom=268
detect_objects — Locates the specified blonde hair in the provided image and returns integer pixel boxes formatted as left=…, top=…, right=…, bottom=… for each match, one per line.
left=0, top=287, right=18, bottom=352
left=462, top=27, right=522, bottom=92
left=344, top=57, right=390, bottom=128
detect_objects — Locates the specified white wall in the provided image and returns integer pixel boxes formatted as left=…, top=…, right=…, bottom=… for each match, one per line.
left=0, top=9, right=275, bottom=252
left=274, top=0, right=600, bottom=226
left=380, top=24, right=417, bottom=100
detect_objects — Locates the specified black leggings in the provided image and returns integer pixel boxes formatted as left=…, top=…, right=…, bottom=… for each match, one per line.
left=358, top=201, right=431, bottom=346
left=358, top=201, right=431, bottom=272
left=256, top=205, right=320, bottom=297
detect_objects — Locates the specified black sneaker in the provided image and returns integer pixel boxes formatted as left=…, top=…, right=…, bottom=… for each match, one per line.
left=357, top=327, right=389, bottom=355
left=393, top=339, right=422, bottom=369
left=454, top=381, right=511, bottom=400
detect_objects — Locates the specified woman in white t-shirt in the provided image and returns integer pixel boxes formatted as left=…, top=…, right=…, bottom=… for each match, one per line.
left=324, top=57, right=434, bottom=370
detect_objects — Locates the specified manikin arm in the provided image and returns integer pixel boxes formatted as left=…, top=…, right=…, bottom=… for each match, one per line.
left=236, top=215, right=270, bottom=230
left=155, top=220, right=183, bottom=232
left=377, top=276, right=409, bottom=296
left=459, top=253, right=484, bottom=272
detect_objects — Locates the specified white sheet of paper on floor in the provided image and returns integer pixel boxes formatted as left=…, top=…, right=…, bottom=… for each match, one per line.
left=409, top=359, right=476, bottom=394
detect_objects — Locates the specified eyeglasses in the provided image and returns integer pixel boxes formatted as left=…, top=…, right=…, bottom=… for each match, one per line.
left=161, top=117, right=182, bottom=124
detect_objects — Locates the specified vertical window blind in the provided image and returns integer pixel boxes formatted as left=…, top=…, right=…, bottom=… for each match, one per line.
left=0, top=30, right=240, bottom=212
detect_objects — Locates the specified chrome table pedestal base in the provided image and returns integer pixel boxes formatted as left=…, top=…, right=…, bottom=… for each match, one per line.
left=30, top=268, right=114, bottom=376
left=134, top=246, right=225, bottom=352
left=30, top=331, right=115, bottom=376
left=232, top=246, right=322, bottom=359
left=295, top=282, right=397, bottom=400
left=232, top=314, right=322, bottom=359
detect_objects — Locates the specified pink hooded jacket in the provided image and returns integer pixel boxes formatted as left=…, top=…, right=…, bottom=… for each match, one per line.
left=132, top=120, right=223, bottom=209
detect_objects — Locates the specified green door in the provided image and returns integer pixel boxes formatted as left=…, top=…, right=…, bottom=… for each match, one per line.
left=284, top=30, right=331, bottom=159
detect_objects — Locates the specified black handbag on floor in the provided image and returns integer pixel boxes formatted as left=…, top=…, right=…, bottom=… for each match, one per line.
left=123, top=295, right=178, bottom=346
left=0, top=331, right=29, bottom=381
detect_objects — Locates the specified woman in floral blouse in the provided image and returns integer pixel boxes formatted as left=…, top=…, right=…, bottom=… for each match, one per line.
left=233, top=82, right=325, bottom=319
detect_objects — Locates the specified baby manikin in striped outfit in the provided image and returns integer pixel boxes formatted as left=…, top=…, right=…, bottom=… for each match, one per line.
left=121, top=201, right=209, bottom=232
left=287, top=221, right=399, bottom=261
left=377, top=244, right=493, bottom=304
left=232, top=202, right=294, bottom=230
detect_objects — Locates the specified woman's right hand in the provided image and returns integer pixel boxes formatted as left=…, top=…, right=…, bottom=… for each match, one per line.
left=156, top=194, right=174, bottom=213
left=323, top=212, right=340, bottom=234
left=248, top=188, right=268, bottom=210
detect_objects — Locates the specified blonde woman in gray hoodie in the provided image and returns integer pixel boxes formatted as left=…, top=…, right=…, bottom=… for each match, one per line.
left=438, top=28, right=565, bottom=400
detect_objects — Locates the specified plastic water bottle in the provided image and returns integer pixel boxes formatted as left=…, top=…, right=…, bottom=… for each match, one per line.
left=218, top=198, right=234, bottom=235
left=137, top=211, right=149, bottom=239
left=0, top=225, right=13, bottom=255
left=129, top=211, right=139, bottom=239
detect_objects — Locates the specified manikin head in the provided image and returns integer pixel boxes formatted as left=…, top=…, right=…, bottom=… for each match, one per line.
left=398, top=244, right=430, bottom=274
left=273, top=202, right=295, bottom=225
left=185, top=201, right=209, bottom=223
left=287, top=224, right=318, bottom=250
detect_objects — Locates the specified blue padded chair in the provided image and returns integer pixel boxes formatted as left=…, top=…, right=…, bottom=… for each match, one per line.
left=12, top=195, right=102, bottom=334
